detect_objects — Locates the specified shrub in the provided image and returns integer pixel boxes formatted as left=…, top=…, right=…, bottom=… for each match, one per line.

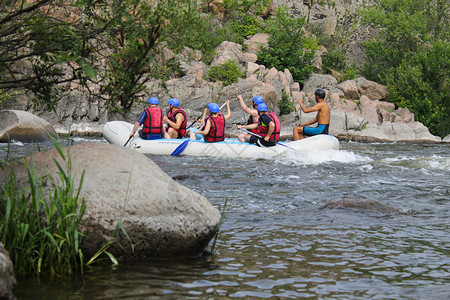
left=208, top=60, right=245, bottom=86
left=278, top=90, right=295, bottom=115
left=256, top=7, right=318, bottom=85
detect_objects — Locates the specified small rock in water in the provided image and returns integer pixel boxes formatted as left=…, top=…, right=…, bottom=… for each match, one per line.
left=319, top=198, right=401, bottom=214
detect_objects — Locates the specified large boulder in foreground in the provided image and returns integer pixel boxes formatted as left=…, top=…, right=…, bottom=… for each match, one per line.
left=5, top=143, right=221, bottom=259
left=0, top=242, right=16, bottom=300
left=0, top=110, right=57, bottom=143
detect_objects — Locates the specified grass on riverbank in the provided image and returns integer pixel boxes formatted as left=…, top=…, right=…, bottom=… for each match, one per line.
left=0, top=136, right=86, bottom=277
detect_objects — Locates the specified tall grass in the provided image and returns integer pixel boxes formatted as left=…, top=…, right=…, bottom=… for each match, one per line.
left=209, top=197, right=232, bottom=254
left=0, top=136, right=86, bottom=277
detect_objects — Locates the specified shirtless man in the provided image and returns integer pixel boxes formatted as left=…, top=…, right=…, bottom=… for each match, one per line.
left=293, top=88, right=330, bottom=140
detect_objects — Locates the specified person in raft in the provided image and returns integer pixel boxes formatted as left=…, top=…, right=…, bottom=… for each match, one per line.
left=164, top=98, right=187, bottom=138
left=236, top=103, right=281, bottom=147
left=192, top=100, right=231, bottom=142
left=292, top=88, right=330, bottom=140
left=237, top=94, right=264, bottom=142
left=129, top=96, right=168, bottom=140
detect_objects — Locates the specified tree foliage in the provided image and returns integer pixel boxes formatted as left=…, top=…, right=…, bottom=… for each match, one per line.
left=256, top=8, right=318, bottom=85
left=0, top=0, right=100, bottom=110
left=360, top=0, right=449, bottom=137
left=0, top=0, right=209, bottom=112
left=208, top=59, right=245, bottom=86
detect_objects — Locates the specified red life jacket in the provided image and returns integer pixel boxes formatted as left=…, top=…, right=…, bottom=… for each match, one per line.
left=167, top=108, right=187, bottom=137
left=246, top=115, right=260, bottom=134
left=257, top=112, right=281, bottom=141
left=142, top=106, right=163, bottom=134
left=204, top=113, right=225, bottom=143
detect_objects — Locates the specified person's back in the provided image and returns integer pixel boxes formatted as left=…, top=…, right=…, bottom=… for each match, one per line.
left=204, top=112, right=226, bottom=143
left=293, top=88, right=330, bottom=140
left=165, top=98, right=187, bottom=138
left=316, top=99, right=330, bottom=125
left=129, top=96, right=165, bottom=140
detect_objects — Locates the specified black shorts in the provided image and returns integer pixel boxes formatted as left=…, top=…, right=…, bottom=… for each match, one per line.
left=249, top=135, right=276, bottom=147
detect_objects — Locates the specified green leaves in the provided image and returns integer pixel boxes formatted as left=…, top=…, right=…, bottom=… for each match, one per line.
left=360, top=0, right=449, bottom=137
left=0, top=136, right=86, bottom=277
left=208, top=60, right=245, bottom=86
left=256, top=7, right=318, bottom=84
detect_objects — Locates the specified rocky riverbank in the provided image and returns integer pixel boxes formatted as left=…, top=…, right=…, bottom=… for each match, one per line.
left=0, top=37, right=446, bottom=143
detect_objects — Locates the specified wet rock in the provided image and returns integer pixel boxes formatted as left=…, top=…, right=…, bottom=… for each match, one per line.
left=319, top=199, right=401, bottom=214
left=0, top=242, right=16, bottom=300
left=0, top=110, right=57, bottom=143
left=4, top=143, right=221, bottom=259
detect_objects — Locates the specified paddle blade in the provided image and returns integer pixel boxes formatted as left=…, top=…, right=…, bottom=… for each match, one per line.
left=171, top=139, right=190, bottom=156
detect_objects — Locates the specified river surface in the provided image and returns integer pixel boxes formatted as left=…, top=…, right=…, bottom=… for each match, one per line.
left=4, top=137, right=449, bottom=299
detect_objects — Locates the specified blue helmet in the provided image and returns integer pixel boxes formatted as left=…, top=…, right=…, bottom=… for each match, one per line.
left=148, top=97, right=159, bottom=105
left=256, top=103, right=268, bottom=112
left=168, top=98, right=180, bottom=107
left=207, top=102, right=220, bottom=113
left=252, top=96, right=264, bottom=105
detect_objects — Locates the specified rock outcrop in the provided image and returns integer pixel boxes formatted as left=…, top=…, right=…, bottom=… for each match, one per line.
left=0, top=37, right=443, bottom=143
left=4, top=143, right=221, bottom=259
left=0, top=110, right=57, bottom=143
left=0, top=243, right=16, bottom=300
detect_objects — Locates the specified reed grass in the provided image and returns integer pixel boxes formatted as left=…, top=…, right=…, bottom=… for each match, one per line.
left=0, top=135, right=86, bottom=277
left=209, top=197, right=232, bottom=254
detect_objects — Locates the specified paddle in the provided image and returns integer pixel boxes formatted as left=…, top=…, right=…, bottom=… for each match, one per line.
left=241, top=129, right=299, bottom=152
left=170, top=124, right=204, bottom=156
left=124, top=131, right=135, bottom=147
left=186, top=116, right=201, bottom=130
left=171, top=102, right=227, bottom=156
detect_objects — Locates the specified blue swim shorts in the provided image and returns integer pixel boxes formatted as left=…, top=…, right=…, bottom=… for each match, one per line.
left=303, top=124, right=329, bottom=136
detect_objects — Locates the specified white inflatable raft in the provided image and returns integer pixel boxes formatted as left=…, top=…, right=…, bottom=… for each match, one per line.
left=102, top=121, right=339, bottom=158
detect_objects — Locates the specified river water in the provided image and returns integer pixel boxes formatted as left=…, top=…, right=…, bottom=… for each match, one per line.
left=5, top=138, right=449, bottom=299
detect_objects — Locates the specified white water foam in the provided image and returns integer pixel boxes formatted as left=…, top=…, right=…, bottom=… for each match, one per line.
left=381, top=155, right=450, bottom=171
left=277, top=149, right=373, bottom=165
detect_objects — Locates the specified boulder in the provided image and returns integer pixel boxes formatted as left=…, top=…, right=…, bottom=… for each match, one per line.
left=338, top=80, right=359, bottom=99
left=5, top=143, right=221, bottom=259
left=0, top=243, right=16, bottom=300
left=354, top=77, right=388, bottom=101
left=302, top=73, right=339, bottom=95
left=0, top=109, right=57, bottom=143
left=309, top=4, right=337, bottom=37
left=244, top=33, right=270, bottom=53
left=210, top=41, right=245, bottom=71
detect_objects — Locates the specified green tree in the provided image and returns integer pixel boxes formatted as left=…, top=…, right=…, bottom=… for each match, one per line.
left=0, top=0, right=209, bottom=112
left=86, top=0, right=202, bottom=111
left=256, top=7, right=319, bottom=85
left=0, top=0, right=101, bottom=110
left=360, top=0, right=449, bottom=137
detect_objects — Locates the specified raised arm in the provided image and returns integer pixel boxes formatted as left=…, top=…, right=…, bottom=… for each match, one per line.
left=237, top=95, right=254, bottom=115
left=224, top=99, right=231, bottom=120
